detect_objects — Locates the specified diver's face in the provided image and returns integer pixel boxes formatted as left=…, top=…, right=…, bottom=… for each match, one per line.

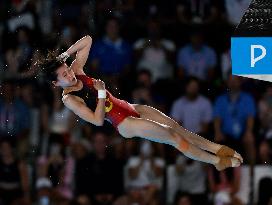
left=54, top=64, right=77, bottom=87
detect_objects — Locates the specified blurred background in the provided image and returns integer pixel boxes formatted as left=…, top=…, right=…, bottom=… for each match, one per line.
left=0, top=0, right=272, bottom=205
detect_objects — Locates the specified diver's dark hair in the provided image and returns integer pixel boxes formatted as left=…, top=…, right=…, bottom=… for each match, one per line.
left=38, top=49, right=64, bottom=82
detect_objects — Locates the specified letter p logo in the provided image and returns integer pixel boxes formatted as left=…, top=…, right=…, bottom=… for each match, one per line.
left=251, top=45, right=266, bottom=67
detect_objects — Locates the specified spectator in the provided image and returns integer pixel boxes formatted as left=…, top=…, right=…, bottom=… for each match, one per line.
left=0, top=139, right=30, bottom=205
left=214, top=73, right=256, bottom=164
left=170, top=77, right=213, bottom=135
left=40, top=87, right=77, bottom=155
left=19, top=81, right=41, bottom=150
left=131, top=70, right=157, bottom=108
left=34, top=177, right=53, bottom=205
left=36, top=0, right=53, bottom=34
left=258, top=85, right=272, bottom=164
left=175, top=155, right=208, bottom=205
left=136, top=69, right=153, bottom=89
left=126, top=141, right=165, bottom=190
left=134, top=18, right=175, bottom=82
left=208, top=166, right=242, bottom=205
left=4, top=27, right=33, bottom=78
left=89, top=17, right=132, bottom=77
left=76, top=195, right=92, bottom=205
left=74, top=132, right=123, bottom=201
left=257, top=177, right=272, bottom=205
left=177, top=30, right=217, bottom=81
left=90, top=131, right=124, bottom=199
left=133, top=0, right=175, bottom=20
left=53, top=0, right=90, bottom=26
left=114, top=185, right=161, bottom=205
left=94, top=0, right=118, bottom=27
left=0, top=79, right=30, bottom=141
left=258, top=85, right=272, bottom=139
left=175, top=0, right=222, bottom=24
left=37, top=142, right=75, bottom=202
left=59, top=23, right=78, bottom=51
left=174, top=192, right=193, bottom=205
left=258, top=141, right=272, bottom=165
left=72, top=139, right=92, bottom=200
left=4, top=0, right=37, bottom=33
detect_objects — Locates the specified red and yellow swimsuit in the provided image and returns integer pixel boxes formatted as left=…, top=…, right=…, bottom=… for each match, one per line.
left=76, top=74, right=140, bottom=130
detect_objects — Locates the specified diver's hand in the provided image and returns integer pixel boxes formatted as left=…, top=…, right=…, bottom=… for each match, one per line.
left=93, top=79, right=105, bottom=90
left=57, top=51, right=70, bottom=62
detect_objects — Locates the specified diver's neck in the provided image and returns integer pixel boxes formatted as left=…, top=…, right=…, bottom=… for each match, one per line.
left=62, top=80, right=83, bottom=96
left=63, top=80, right=79, bottom=88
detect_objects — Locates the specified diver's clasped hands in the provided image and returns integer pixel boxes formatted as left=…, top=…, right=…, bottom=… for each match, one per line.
left=57, top=51, right=70, bottom=62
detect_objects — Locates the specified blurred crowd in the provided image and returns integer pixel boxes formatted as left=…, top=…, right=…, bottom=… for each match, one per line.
left=0, top=0, right=272, bottom=205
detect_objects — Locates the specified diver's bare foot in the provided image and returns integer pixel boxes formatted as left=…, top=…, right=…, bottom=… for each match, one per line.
left=216, top=145, right=243, bottom=163
left=214, top=157, right=241, bottom=171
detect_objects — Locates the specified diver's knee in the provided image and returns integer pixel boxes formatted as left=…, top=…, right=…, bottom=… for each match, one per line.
left=178, top=138, right=190, bottom=152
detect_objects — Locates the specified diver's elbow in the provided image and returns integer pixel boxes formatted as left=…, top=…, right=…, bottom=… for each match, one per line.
left=85, top=35, right=92, bottom=42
